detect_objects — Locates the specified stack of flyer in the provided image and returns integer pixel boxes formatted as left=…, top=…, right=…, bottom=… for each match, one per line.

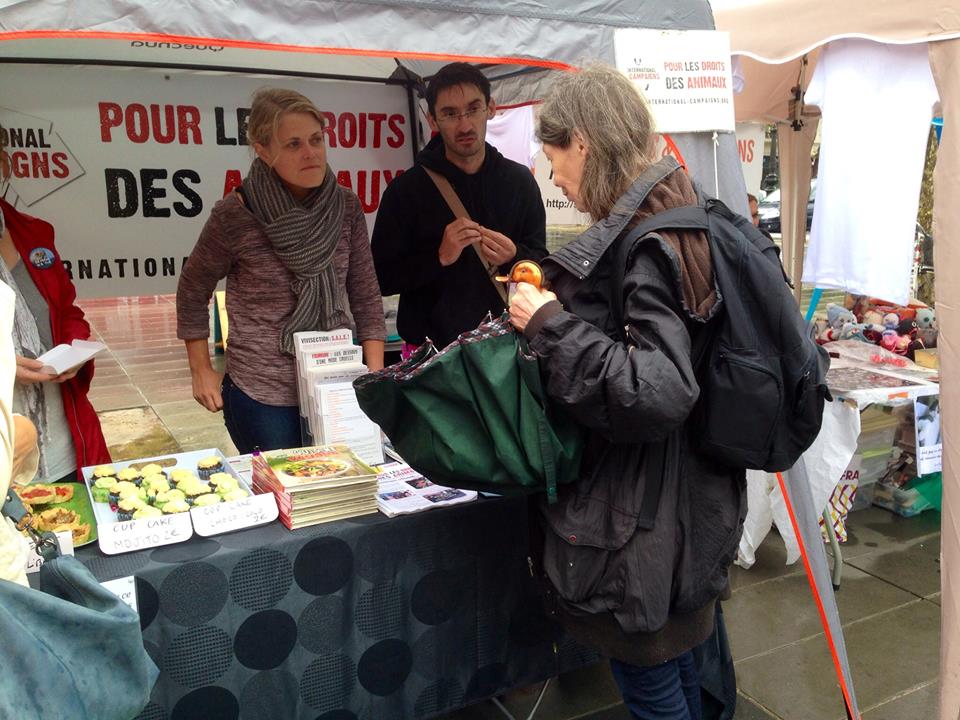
left=252, top=445, right=379, bottom=528
left=376, top=461, right=477, bottom=517
left=293, top=329, right=384, bottom=465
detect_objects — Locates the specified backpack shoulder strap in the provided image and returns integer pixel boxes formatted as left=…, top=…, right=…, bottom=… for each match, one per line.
left=608, top=205, right=710, bottom=341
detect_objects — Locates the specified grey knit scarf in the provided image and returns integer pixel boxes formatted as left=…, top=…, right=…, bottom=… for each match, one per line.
left=242, top=158, right=345, bottom=355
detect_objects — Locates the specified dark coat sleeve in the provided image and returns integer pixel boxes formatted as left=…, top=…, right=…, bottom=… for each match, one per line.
left=529, top=249, right=699, bottom=444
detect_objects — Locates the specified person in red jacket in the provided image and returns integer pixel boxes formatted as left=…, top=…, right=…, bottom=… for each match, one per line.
left=0, top=188, right=110, bottom=482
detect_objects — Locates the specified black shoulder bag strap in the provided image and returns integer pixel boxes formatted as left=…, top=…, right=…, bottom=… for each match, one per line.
left=605, top=205, right=715, bottom=529
left=2, top=487, right=61, bottom=562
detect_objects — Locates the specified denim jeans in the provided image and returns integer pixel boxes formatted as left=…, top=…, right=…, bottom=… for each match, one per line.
left=610, top=651, right=702, bottom=720
left=221, top=374, right=302, bottom=454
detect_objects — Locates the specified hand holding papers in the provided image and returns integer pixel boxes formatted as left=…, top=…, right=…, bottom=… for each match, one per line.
left=35, top=339, right=105, bottom=376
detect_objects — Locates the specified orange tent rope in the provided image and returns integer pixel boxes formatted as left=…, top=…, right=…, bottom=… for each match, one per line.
left=0, top=29, right=577, bottom=72
left=775, top=471, right=861, bottom=720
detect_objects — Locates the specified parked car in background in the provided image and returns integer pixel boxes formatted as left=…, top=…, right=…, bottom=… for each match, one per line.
left=758, top=179, right=817, bottom=234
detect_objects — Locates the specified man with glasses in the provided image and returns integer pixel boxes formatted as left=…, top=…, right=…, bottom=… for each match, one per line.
left=371, top=62, right=546, bottom=351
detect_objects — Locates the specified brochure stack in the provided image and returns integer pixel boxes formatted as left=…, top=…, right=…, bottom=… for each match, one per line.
left=252, top=445, right=379, bottom=528
left=292, top=329, right=384, bottom=465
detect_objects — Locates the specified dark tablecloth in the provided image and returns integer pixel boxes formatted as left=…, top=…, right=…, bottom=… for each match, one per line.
left=77, top=495, right=599, bottom=720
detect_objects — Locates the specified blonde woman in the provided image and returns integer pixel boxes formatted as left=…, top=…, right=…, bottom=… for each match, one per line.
left=177, top=88, right=386, bottom=453
left=510, top=66, right=744, bottom=720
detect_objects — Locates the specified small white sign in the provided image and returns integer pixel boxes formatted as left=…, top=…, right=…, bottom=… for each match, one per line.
left=190, top=493, right=279, bottom=537
left=97, top=513, right=193, bottom=556
left=25, top=530, right=74, bottom=574
left=101, top=575, right=138, bottom=613
left=614, top=29, right=736, bottom=133
left=915, top=395, right=942, bottom=476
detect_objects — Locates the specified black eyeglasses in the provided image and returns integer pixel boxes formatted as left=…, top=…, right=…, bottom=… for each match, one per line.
left=435, top=106, right=485, bottom=125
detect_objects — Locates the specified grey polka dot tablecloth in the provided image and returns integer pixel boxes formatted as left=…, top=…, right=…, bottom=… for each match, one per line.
left=77, top=496, right=599, bottom=720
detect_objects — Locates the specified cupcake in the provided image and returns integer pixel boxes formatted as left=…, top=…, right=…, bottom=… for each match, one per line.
left=179, top=479, right=211, bottom=505
left=139, top=463, right=166, bottom=479
left=192, top=493, right=222, bottom=507
left=92, top=464, right=117, bottom=480
left=108, top=480, right=140, bottom=505
left=161, top=499, right=191, bottom=514
left=169, top=469, right=197, bottom=486
left=222, top=488, right=250, bottom=503
left=209, top=472, right=239, bottom=495
left=143, top=474, right=171, bottom=494
left=196, top=456, right=224, bottom=479
left=116, top=467, right=143, bottom=486
left=117, top=495, right=146, bottom=521
left=92, top=476, right=116, bottom=503
left=154, top=488, right=186, bottom=510
left=132, top=506, right=163, bottom=520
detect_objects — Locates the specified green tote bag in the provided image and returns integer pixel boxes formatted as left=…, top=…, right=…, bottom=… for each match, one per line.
left=354, top=313, right=583, bottom=502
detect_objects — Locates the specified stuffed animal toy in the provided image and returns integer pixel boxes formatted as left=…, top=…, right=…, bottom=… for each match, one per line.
left=893, top=334, right=913, bottom=356
left=915, top=307, right=935, bottom=331
left=880, top=329, right=899, bottom=352
left=897, top=318, right=919, bottom=339
left=827, top=303, right=857, bottom=331
left=839, top=323, right=872, bottom=343
left=862, top=324, right=886, bottom=344
left=915, top=307, right=937, bottom=348
left=819, top=326, right=840, bottom=343
left=882, top=312, right=900, bottom=330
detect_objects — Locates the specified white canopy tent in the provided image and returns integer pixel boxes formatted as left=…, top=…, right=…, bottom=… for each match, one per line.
left=715, top=3, right=960, bottom=717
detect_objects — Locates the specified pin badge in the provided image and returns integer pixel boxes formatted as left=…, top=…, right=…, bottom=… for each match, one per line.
left=29, top=247, right=55, bottom=269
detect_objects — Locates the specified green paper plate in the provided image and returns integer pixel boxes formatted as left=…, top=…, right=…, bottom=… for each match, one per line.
left=23, top=482, right=98, bottom=547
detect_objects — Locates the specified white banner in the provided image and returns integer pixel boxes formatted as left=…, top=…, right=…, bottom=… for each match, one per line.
left=614, top=29, right=735, bottom=133
left=736, top=122, right=766, bottom=197
left=0, top=64, right=414, bottom=297
left=534, top=148, right=591, bottom=227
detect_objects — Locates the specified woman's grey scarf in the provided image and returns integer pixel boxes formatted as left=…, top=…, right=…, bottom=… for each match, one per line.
left=242, top=158, right=345, bottom=356
left=0, top=211, right=49, bottom=479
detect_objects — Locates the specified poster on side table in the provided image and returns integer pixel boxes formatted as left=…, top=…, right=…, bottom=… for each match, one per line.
left=915, top=395, right=942, bottom=476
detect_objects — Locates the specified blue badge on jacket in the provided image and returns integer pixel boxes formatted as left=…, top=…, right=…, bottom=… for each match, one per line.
left=29, top=247, right=55, bottom=269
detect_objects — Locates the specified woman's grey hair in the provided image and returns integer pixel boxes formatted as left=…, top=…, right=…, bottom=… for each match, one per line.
left=537, top=64, right=657, bottom=220
left=247, top=87, right=325, bottom=148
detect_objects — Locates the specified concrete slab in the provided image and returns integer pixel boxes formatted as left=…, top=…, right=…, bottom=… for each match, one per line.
left=726, top=565, right=916, bottom=662
left=846, top=536, right=942, bottom=598
left=97, top=406, right=181, bottom=460
left=736, top=600, right=940, bottom=720
left=861, top=681, right=938, bottom=719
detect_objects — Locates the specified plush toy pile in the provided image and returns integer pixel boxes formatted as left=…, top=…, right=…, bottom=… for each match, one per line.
left=815, top=297, right=938, bottom=361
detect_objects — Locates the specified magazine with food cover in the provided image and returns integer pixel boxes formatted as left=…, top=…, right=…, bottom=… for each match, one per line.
left=254, top=444, right=377, bottom=492
left=376, top=462, right=477, bottom=517
left=255, top=478, right=378, bottom=512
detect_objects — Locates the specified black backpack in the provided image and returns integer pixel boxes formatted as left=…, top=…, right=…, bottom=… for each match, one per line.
left=610, top=197, right=831, bottom=473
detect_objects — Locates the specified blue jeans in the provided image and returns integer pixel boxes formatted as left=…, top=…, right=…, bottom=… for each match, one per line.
left=221, top=374, right=302, bottom=454
left=610, top=651, right=702, bottom=720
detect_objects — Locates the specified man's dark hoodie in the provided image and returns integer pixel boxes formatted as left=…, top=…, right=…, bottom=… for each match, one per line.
left=371, top=134, right=547, bottom=349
